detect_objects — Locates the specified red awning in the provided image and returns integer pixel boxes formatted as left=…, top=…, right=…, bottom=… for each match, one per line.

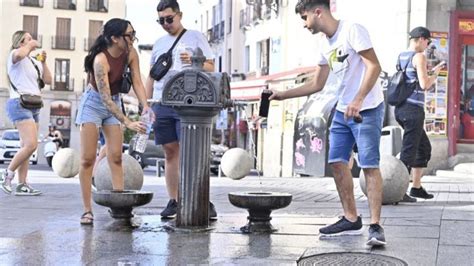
left=230, top=66, right=316, bottom=100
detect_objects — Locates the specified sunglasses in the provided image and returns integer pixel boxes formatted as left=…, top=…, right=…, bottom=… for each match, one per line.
left=122, top=31, right=138, bottom=42
left=157, top=13, right=178, bottom=25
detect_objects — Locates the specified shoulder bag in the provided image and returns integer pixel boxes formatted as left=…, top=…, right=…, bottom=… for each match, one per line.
left=120, top=52, right=132, bottom=94
left=150, top=29, right=187, bottom=81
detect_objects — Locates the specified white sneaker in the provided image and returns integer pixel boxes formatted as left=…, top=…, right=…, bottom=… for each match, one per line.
left=15, top=183, right=42, bottom=196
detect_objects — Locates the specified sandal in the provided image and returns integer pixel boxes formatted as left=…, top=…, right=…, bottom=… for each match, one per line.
left=80, top=211, right=94, bottom=225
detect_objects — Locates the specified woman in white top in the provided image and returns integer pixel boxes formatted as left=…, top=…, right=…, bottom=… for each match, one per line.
left=1, top=31, right=52, bottom=196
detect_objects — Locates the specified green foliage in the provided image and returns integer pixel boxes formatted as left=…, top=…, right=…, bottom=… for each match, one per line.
left=123, top=113, right=140, bottom=144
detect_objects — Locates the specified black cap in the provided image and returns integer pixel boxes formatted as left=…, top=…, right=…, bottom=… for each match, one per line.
left=409, top=26, right=431, bottom=39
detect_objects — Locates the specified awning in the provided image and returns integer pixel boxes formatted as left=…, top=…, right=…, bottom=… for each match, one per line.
left=230, top=66, right=316, bottom=100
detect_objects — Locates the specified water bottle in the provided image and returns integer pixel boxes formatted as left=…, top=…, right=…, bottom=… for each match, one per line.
left=133, top=112, right=152, bottom=153
left=172, top=41, right=186, bottom=70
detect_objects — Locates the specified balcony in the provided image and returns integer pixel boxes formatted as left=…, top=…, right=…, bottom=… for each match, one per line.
left=219, top=21, right=225, bottom=39
left=54, top=0, right=76, bottom=10
left=53, top=78, right=74, bottom=91
left=86, top=0, right=108, bottom=12
left=83, top=37, right=96, bottom=51
left=51, top=36, right=75, bottom=50
left=20, top=0, right=43, bottom=7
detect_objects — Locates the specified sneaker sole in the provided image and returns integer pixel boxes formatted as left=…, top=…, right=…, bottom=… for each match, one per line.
left=320, top=228, right=364, bottom=237
left=15, top=192, right=42, bottom=196
left=161, top=214, right=177, bottom=219
left=1, top=186, right=12, bottom=195
left=366, top=237, right=386, bottom=246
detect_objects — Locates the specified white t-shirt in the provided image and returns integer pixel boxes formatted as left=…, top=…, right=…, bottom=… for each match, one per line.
left=315, top=20, right=384, bottom=112
left=7, top=49, right=43, bottom=98
left=150, top=29, right=215, bottom=101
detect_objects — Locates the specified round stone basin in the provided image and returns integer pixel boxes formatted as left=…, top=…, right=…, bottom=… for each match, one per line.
left=92, top=190, right=154, bottom=219
left=228, top=191, right=292, bottom=210
left=228, top=191, right=292, bottom=233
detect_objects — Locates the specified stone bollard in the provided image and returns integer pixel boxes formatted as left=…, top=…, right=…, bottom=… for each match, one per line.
left=162, top=48, right=232, bottom=228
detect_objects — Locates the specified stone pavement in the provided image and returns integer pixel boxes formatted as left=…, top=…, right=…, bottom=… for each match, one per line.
left=0, top=167, right=473, bottom=265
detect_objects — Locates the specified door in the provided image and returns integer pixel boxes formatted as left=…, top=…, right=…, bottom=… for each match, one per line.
left=56, top=18, right=71, bottom=49
left=54, top=59, right=70, bottom=91
left=459, top=40, right=474, bottom=141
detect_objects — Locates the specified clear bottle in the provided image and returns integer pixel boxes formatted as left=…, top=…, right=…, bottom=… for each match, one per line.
left=172, top=41, right=186, bottom=71
left=133, top=111, right=152, bottom=153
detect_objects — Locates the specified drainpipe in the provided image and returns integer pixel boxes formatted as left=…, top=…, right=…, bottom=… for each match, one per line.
left=407, top=0, right=412, bottom=47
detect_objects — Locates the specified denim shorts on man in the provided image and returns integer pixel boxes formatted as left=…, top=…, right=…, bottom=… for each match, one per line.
left=75, top=87, right=121, bottom=127
left=328, top=103, right=384, bottom=168
left=152, top=103, right=180, bottom=145
left=6, top=98, right=40, bottom=123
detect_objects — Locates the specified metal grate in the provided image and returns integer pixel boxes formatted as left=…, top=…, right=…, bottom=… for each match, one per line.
left=298, top=252, right=408, bottom=266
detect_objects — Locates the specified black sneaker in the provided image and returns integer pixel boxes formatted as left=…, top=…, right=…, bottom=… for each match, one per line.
left=410, top=186, right=434, bottom=199
left=367, top=223, right=386, bottom=246
left=400, top=193, right=417, bottom=203
left=209, top=202, right=217, bottom=220
left=160, top=199, right=177, bottom=219
left=319, top=216, right=363, bottom=236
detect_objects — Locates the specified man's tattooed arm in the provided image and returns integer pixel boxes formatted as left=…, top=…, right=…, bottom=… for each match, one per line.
left=94, top=59, right=130, bottom=126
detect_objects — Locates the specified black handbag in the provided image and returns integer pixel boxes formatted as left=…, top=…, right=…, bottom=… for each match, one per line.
left=120, top=52, right=132, bottom=94
left=150, top=29, right=187, bottom=81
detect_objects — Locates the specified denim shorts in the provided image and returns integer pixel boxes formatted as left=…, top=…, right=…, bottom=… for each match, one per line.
left=6, top=98, right=40, bottom=123
left=152, top=103, right=180, bottom=145
left=75, top=87, right=121, bottom=127
left=328, top=103, right=384, bottom=168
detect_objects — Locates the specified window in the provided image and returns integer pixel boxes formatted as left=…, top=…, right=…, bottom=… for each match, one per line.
left=227, top=49, right=232, bottom=73
left=228, top=2, right=232, bottom=34
left=54, top=0, right=76, bottom=10
left=86, top=0, right=108, bottom=12
left=23, top=15, right=41, bottom=47
left=244, top=46, right=250, bottom=73
left=54, top=59, right=71, bottom=91
left=53, top=18, right=74, bottom=50
left=85, top=20, right=103, bottom=51
left=20, top=0, right=43, bottom=7
left=258, top=39, right=270, bottom=75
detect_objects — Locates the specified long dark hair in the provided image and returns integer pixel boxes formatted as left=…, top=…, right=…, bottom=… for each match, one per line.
left=84, top=18, right=132, bottom=73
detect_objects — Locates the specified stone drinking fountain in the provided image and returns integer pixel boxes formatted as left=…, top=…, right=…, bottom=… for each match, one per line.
left=92, top=153, right=154, bottom=219
left=161, top=48, right=232, bottom=229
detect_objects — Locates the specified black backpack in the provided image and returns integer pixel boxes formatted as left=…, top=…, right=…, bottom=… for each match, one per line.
left=387, top=52, right=419, bottom=106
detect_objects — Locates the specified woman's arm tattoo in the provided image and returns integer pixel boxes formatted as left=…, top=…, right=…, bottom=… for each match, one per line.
left=95, top=63, right=128, bottom=124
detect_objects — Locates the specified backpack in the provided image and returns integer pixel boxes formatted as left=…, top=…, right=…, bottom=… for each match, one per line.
left=387, top=53, right=418, bottom=106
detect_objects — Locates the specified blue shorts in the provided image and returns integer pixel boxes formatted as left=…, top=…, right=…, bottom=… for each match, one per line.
left=152, top=104, right=180, bottom=145
left=328, top=103, right=384, bottom=168
left=75, top=87, right=121, bottom=127
left=6, top=98, right=40, bottom=123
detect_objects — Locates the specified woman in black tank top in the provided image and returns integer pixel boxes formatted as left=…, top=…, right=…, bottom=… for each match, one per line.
left=77, top=18, right=154, bottom=225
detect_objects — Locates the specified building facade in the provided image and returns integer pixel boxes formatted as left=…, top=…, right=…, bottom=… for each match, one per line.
left=0, top=0, right=126, bottom=155
left=195, top=0, right=474, bottom=177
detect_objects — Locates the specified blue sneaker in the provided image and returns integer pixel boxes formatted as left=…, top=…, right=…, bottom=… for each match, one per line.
left=367, top=223, right=386, bottom=246
left=319, top=216, right=363, bottom=236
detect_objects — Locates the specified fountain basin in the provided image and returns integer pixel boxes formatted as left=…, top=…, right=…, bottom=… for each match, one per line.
left=228, top=191, right=292, bottom=233
left=92, top=190, right=154, bottom=219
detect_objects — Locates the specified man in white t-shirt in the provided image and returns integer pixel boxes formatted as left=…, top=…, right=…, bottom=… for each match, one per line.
left=270, top=0, right=386, bottom=246
left=145, top=0, right=216, bottom=220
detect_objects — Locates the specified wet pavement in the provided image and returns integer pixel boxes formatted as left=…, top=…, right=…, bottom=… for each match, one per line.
left=0, top=168, right=473, bottom=265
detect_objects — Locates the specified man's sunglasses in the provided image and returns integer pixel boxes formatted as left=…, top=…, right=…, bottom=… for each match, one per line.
left=157, top=13, right=179, bottom=25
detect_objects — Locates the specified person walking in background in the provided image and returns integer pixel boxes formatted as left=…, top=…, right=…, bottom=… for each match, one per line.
left=1, top=30, right=52, bottom=196
left=76, top=18, right=151, bottom=225
left=270, top=0, right=386, bottom=246
left=145, top=0, right=217, bottom=220
left=395, top=27, right=444, bottom=201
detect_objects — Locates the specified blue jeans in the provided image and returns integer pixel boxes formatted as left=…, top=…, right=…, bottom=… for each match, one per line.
left=395, top=102, right=431, bottom=169
left=6, top=98, right=40, bottom=123
left=75, top=87, right=121, bottom=127
left=328, top=103, right=384, bottom=168
left=152, top=103, right=180, bottom=145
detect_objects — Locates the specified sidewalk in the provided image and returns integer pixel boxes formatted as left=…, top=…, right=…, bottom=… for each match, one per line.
left=0, top=168, right=473, bottom=265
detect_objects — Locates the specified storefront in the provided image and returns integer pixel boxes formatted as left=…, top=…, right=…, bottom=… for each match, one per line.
left=448, top=10, right=474, bottom=156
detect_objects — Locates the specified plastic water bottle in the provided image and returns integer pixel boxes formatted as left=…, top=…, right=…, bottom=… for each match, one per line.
left=133, top=112, right=152, bottom=153
left=172, top=41, right=186, bottom=70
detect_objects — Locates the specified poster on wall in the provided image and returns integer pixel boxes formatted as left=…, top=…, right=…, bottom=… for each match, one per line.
left=424, top=32, right=448, bottom=136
